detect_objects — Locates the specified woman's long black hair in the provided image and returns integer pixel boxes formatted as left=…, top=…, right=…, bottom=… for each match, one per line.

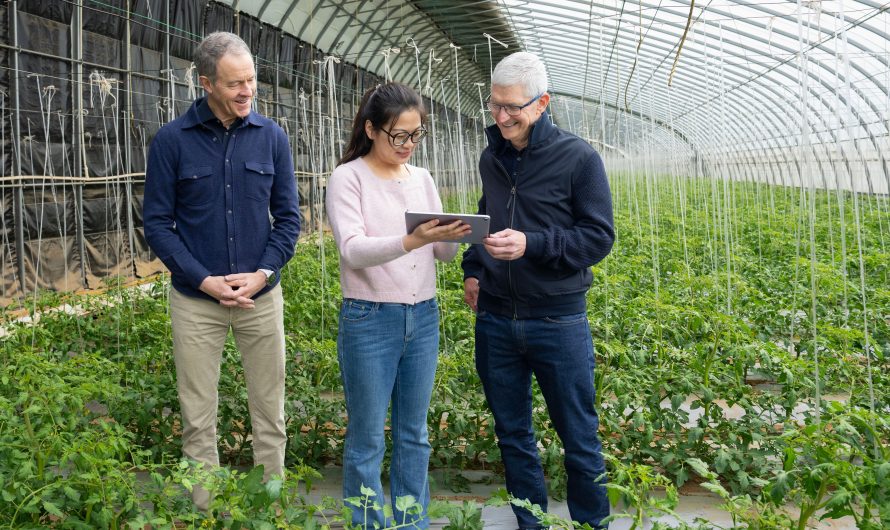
left=338, top=82, right=427, bottom=166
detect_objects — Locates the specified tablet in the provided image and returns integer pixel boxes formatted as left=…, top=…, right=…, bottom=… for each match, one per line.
left=405, top=210, right=490, bottom=244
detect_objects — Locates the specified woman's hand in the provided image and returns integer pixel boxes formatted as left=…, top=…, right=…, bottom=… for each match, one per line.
left=403, top=219, right=471, bottom=251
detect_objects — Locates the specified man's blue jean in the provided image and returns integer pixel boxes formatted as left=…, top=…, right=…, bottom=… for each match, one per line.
left=337, top=298, right=439, bottom=529
left=474, top=309, right=609, bottom=529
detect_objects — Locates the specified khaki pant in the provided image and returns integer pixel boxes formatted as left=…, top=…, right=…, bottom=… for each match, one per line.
left=169, top=285, right=286, bottom=510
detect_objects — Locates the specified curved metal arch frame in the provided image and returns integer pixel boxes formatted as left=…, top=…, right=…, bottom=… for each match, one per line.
left=605, top=6, right=883, bottom=191
left=522, top=1, right=890, bottom=190
left=528, top=2, right=882, bottom=145
left=207, top=0, right=890, bottom=192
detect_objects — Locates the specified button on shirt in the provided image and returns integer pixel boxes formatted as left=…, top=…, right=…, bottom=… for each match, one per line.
left=143, top=97, right=300, bottom=301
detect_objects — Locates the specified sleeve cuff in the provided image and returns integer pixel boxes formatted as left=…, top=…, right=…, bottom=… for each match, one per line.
left=524, top=231, right=545, bottom=258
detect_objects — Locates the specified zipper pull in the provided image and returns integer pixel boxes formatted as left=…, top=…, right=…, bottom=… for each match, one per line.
left=506, top=185, right=516, bottom=211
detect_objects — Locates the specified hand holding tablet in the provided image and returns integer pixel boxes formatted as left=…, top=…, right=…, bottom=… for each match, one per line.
left=405, top=210, right=490, bottom=244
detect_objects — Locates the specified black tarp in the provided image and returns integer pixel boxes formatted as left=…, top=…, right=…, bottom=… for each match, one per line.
left=170, top=0, right=203, bottom=60
left=83, top=0, right=127, bottom=39
left=15, top=11, right=71, bottom=178
left=257, top=22, right=281, bottom=85
left=17, top=0, right=72, bottom=23
left=131, top=0, right=164, bottom=51
left=1, top=0, right=467, bottom=302
left=279, top=34, right=297, bottom=89
left=204, top=1, right=235, bottom=34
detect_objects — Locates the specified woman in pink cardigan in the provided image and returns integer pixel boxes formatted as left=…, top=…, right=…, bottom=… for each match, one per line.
left=325, top=82, right=469, bottom=529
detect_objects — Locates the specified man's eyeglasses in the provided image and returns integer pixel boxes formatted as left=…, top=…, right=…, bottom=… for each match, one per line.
left=379, top=126, right=428, bottom=146
left=486, top=93, right=543, bottom=116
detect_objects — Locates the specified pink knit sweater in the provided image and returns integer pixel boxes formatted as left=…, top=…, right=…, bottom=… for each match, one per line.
left=325, top=157, right=458, bottom=304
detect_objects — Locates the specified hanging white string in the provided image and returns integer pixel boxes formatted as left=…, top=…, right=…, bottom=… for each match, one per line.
left=316, top=55, right=341, bottom=167
left=482, top=33, right=508, bottom=80
left=184, top=62, right=198, bottom=101
left=424, top=49, right=442, bottom=98
left=839, top=0, right=878, bottom=458
left=405, top=37, right=430, bottom=165
left=88, top=72, right=120, bottom=175
left=379, top=47, right=400, bottom=82
left=88, top=71, right=117, bottom=109
left=449, top=43, right=467, bottom=212
left=475, top=82, right=487, bottom=116
left=796, top=0, right=822, bottom=424
left=160, top=68, right=177, bottom=123
left=406, top=37, right=423, bottom=91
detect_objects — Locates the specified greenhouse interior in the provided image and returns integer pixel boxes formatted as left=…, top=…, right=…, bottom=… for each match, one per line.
left=1, top=0, right=888, bottom=528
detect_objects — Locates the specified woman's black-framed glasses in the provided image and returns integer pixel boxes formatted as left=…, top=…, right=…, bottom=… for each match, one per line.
left=379, top=126, right=428, bottom=146
left=486, top=93, right=543, bottom=116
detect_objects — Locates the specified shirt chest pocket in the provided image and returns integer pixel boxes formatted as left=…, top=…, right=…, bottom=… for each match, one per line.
left=176, top=165, right=214, bottom=206
left=244, top=161, right=275, bottom=202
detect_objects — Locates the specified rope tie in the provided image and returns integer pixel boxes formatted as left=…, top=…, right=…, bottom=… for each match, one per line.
left=380, top=47, right=400, bottom=82
left=475, top=82, right=487, bottom=115
left=406, top=37, right=423, bottom=90
left=88, top=71, right=118, bottom=108
left=424, top=50, right=442, bottom=97
left=184, top=62, right=198, bottom=100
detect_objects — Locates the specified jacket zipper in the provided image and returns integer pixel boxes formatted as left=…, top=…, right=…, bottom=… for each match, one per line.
left=492, top=156, right=519, bottom=319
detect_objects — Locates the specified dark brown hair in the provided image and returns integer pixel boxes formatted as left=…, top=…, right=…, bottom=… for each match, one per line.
left=338, top=82, right=427, bottom=166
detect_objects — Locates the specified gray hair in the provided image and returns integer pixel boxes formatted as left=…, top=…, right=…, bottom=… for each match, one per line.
left=491, top=52, right=548, bottom=98
left=194, top=32, right=252, bottom=81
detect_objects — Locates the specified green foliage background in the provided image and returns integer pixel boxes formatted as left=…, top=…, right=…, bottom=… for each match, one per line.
left=1, top=175, right=888, bottom=528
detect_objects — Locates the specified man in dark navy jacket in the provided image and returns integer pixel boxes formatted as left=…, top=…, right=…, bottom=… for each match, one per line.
left=143, top=32, right=300, bottom=510
left=462, top=51, right=614, bottom=530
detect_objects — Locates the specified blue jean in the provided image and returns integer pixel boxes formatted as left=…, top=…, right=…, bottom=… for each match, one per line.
left=474, top=310, right=609, bottom=529
left=337, top=298, right=439, bottom=529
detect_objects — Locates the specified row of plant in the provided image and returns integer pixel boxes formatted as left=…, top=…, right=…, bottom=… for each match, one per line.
left=1, top=175, right=887, bottom=528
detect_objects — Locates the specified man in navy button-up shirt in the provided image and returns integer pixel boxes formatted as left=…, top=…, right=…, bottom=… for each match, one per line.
left=143, top=31, right=299, bottom=511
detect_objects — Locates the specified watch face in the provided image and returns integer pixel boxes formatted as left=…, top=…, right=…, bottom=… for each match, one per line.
left=266, top=271, right=276, bottom=286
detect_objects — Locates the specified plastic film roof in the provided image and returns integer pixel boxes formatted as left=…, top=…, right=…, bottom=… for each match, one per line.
left=215, top=1, right=890, bottom=192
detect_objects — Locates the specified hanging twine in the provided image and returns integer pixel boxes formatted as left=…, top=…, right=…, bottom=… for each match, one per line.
left=88, top=71, right=118, bottom=109
left=424, top=49, right=442, bottom=97
left=483, top=33, right=509, bottom=80
left=406, top=37, right=423, bottom=90
left=379, top=47, right=400, bottom=82
left=184, top=62, right=198, bottom=101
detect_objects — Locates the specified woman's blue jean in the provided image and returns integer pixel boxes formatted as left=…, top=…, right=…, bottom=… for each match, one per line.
left=337, top=298, right=439, bottom=529
left=474, top=309, right=610, bottom=530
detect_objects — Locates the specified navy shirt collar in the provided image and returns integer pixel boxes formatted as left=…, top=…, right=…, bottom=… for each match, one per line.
left=181, top=96, right=264, bottom=129
left=488, top=110, right=553, bottom=155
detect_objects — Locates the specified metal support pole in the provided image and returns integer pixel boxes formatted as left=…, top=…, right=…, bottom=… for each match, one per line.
left=73, top=0, right=87, bottom=289
left=9, top=1, right=26, bottom=294
left=164, top=0, right=174, bottom=122
left=123, top=0, right=137, bottom=277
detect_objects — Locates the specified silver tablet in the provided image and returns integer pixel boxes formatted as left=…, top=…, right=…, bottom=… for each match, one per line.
left=405, top=210, right=490, bottom=244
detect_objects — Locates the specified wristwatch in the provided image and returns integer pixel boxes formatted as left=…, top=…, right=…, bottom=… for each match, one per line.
left=259, top=268, right=277, bottom=286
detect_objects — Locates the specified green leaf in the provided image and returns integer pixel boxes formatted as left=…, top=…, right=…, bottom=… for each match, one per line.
left=395, top=494, right=417, bottom=514
left=782, top=447, right=797, bottom=471
left=674, top=466, right=689, bottom=487
left=243, top=465, right=264, bottom=493
left=360, top=484, right=377, bottom=498
left=685, top=458, right=714, bottom=479
left=769, top=470, right=794, bottom=505
left=265, top=478, right=283, bottom=500
left=820, top=489, right=853, bottom=520
left=670, top=394, right=684, bottom=410
left=700, top=481, right=729, bottom=499
left=43, top=500, right=64, bottom=517
left=715, top=450, right=731, bottom=473
left=876, top=462, right=890, bottom=483
left=63, top=486, right=81, bottom=502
